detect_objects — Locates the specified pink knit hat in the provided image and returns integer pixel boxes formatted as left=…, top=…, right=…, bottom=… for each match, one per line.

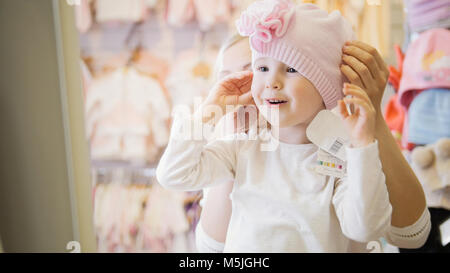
left=398, top=28, right=450, bottom=109
left=236, top=0, right=355, bottom=109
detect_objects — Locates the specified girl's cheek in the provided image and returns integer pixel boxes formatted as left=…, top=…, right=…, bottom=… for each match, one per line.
left=250, top=82, right=258, bottom=95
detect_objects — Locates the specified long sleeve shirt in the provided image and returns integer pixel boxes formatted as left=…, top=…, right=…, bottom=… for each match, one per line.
left=157, top=116, right=394, bottom=252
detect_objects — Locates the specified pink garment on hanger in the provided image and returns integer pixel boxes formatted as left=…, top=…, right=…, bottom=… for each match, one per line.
left=142, top=184, right=189, bottom=252
left=165, top=48, right=217, bottom=108
left=133, top=51, right=170, bottom=83
left=120, top=187, right=151, bottom=251
left=85, top=68, right=170, bottom=163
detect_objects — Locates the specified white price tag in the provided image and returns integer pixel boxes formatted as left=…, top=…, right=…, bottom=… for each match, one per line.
left=306, top=110, right=350, bottom=161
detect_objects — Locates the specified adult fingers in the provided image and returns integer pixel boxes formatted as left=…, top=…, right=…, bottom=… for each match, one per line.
left=343, top=45, right=382, bottom=81
left=346, top=40, right=389, bottom=76
left=341, top=64, right=364, bottom=88
left=342, top=54, right=376, bottom=90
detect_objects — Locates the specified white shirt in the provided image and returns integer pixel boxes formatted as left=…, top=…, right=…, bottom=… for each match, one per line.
left=157, top=116, right=396, bottom=252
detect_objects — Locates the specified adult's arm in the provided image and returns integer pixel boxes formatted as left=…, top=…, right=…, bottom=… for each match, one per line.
left=341, top=41, right=427, bottom=228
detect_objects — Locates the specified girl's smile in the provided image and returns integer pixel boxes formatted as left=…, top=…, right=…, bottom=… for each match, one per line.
left=264, top=98, right=289, bottom=106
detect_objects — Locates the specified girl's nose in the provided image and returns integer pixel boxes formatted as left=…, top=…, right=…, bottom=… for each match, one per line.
left=265, top=80, right=282, bottom=90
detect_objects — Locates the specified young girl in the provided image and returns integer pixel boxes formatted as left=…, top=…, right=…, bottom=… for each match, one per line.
left=157, top=1, right=421, bottom=252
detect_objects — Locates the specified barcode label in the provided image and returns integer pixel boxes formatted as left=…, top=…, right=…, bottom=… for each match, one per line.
left=329, top=138, right=344, bottom=155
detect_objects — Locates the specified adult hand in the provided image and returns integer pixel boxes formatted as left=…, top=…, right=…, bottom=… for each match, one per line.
left=341, top=41, right=390, bottom=112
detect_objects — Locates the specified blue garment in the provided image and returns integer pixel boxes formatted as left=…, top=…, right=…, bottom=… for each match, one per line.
left=408, top=88, right=450, bottom=145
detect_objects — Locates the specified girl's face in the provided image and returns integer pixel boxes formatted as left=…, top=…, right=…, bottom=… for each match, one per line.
left=252, top=57, right=325, bottom=128
left=218, top=39, right=253, bottom=79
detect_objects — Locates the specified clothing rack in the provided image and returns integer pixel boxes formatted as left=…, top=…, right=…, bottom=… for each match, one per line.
left=91, top=160, right=158, bottom=186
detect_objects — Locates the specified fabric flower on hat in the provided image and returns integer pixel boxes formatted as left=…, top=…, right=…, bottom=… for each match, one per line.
left=236, top=0, right=295, bottom=52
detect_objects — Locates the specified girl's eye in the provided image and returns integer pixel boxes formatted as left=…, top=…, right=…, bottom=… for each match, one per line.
left=287, top=67, right=297, bottom=73
left=258, top=66, right=269, bottom=72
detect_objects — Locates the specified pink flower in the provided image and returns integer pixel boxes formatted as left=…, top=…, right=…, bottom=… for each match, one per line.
left=236, top=0, right=295, bottom=52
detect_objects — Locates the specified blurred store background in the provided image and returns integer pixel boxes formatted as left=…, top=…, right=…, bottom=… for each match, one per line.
left=0, top=0, right=448, bottom=253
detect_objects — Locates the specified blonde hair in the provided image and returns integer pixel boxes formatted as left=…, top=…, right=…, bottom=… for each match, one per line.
left=214, top=34, right=249, bottom=80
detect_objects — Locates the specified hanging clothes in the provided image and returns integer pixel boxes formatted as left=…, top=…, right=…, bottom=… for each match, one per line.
left=165, top=46, right=218, bottom=109
left=85, top=67, right=171, bottom=163
left=142, top=184, right=191, bottom=252
left=398, top=29, right=450, bottom=109
left=397, top=28, right=450, bottom=149
left=408, top=89, right=450, bottom=145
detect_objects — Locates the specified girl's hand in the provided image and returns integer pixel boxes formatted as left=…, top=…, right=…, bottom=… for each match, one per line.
left=341, top=41, right=390, bottom=112
left=198, top=71, right=254, bottom=124
left=338, top=83, right=376, bottom=148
